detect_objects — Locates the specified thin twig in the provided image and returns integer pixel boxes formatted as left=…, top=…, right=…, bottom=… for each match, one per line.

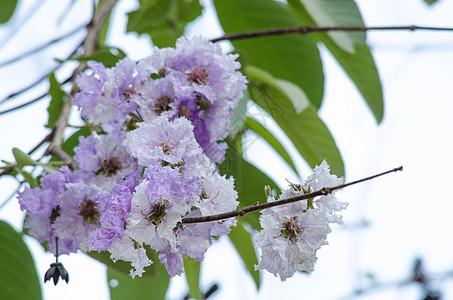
left=211, top=25, right=453, bottom=42
left=182, top=166, right=403, bottom=224
left=45, top=0, right=118, bottom=169
left=0, top=23, right=86, bottom=68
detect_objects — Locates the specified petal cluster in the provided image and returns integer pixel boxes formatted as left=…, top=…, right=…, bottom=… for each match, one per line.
left=18, top=37, right=242, bottom=278
left=254, top=161, right=348, bottom=281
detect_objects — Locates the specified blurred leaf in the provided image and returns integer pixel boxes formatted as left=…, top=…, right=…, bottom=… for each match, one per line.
left=87, top=251, right=134, bottom=276
left=288, top=0, right=384, bottom=123
left=40, top=163, right=58, bottom=174
left=107, top=261, right=170, bottom=300
left=424, top=0, right=439, bottom=5
left=219, top=143, right=280, bottom=230
left=15, top=168, right=39, bottom=188
left=127, top=0, right=202, bottom=47
left=228, top=221, right=260, bottom=288
left=62, top=128, right=92, bottom=158
left=214, top=0, right=324, bottom=108
left=183, top=257, right=201, bottom=300
left=46, top=73, right=65, bottom=129
left=96, top=0, right=112, bottom=44
left=0, top=220, right=42, bottom=300
left=296, top=0, right=366, bottom=53
left=246, top=65, right=309, bottom=114
left=245, top=117, right=298, bottom=176
left=228, top=92, right=249, bottom=139
left=12, top=148, right=37, bottom=166
left=72, top=47, right=126, bottom=67
left=0, top=0, right=17, bottom=23
left=247, top=69, right=345, bottom=176
left=87, top=246, right=169, bottom=279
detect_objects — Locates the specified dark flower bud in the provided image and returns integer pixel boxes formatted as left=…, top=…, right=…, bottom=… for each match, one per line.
left=44, top=262, right=69, bottom=285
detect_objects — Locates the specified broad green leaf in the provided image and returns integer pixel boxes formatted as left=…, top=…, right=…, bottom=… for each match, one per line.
left=229, top=92, right=249, bottom=139
left=49, top=128, right=91, bottom=163
left=63, top=128, right=91, bottom=157
left=183, top=257, right=202, bottom=300
left=0, top=220, right=42, bottom=300
left=245, top=117, right=298, bottom=176
left=15, top=168, right=39, bottom=188
left=246, top=65, right=309, bottom=114
left=219, top=143, right=280, bottom=230
left=214, top=0, right=325, bottom=108
left=424, top=0, right=439, bottom=5
left=71, top=47, right=126, bottom=67
left=247, top=75, right=344, bottom=176
left=0, top=0, right=17, bottom=23
left=107, top=260, right=170, bottom=300
left=127, top=0, right=202, bottom=47
left=46, top=73, right=65, bottom=129
left=299, top=0, right=366, bottom=53
left=228, top=221, right=260, bottom=288
left=288, top=0, right=384, bottom=123
left=40, top=163, right=58, bottom=174
left=12, top=148, right=37, bottom=166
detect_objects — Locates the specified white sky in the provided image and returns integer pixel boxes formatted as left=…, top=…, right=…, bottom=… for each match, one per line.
left=1, top=0, right=453, bottom=299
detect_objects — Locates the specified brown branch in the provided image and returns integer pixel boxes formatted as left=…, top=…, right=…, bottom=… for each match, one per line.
left=182, top=166, right=403, bottom=224
left=211, top=25, right=453, bottom=42
left=45, top=0, right=118, bottom=169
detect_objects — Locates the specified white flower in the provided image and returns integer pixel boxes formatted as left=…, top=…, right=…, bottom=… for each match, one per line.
left=254, top=161, right=347, bottom=281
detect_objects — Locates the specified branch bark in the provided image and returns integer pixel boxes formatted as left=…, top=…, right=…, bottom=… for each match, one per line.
left=182, top=166, right=403, bottom=224
left=211, top=25, right=453, bottom=43
left=45, top=0, right=118, bottom=169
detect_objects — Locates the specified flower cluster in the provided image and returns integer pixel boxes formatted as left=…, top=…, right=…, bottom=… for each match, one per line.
left=254, top=161, right=348, bottom=281
left=17, top=36, right=348, bottom=282
left=18, top=37, right=244, bottom=277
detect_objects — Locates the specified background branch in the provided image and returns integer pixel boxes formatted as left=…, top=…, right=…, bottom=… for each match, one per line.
left=182, top=166, right=403, bottom=224
left=211, top=25, right=453, bottom=42
left=45, top=0, right=118, bottom=168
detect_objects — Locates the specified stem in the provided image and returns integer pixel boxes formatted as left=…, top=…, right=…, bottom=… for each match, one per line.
left=181, top=166, right=403, bottom=224
left=211, top=25, right=453, bottom=43
left=45, top=0, right=118, bottom=169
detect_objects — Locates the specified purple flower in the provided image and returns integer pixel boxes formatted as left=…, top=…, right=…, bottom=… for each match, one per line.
left=88, top=172, right=139, bottom=251
left=18, top=167, right=83, bottom=255
left=123, top=116, right=211, bottom=174
left=74, top=59, right=146, bottom=134
left=52, top=182, right=109, bottom=252
left=74, top=134, right=138, bottom=191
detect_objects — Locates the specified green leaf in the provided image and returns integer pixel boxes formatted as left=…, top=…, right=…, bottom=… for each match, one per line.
left=107, top=262, right=170, bottom=300
left=15, top=168, right=39, bottom=188
left=0, top=0, right=17, bottom=23
left=219, top=143, right=280, bottom=230
left=288, top=0, right=384, bottom=123
left=228, top=93, right=249, bottom=139
left=214, top=0, right=324, bottom=108
left=245, top=117, right=298, bottom=176
left=127, top=0, right=203, bottom=47
left=12, top=148, right=37, bottom=166
left=40, top=163, right=59, bottom=174
left=87, top=251, right=135, bottom=276
left=62, top=128, right=91, bottom=157
left=183, top=257, right=202, bottom=300
left=0, top=220, right=42, bottom=300
left=424, top=0, right=439, bottom=5
left=247, top=69, right=345, bottom=176
left=228, top=221, right=260, bottom=288
left=72, top=47, right=126, bottom=67
left=46, top=73, right=65, bottom=129
left=87, top=246, right=169, bottom=278
left=298, top=0, right=366, bottom=53
left=246, top=65, right=309, bottom=114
